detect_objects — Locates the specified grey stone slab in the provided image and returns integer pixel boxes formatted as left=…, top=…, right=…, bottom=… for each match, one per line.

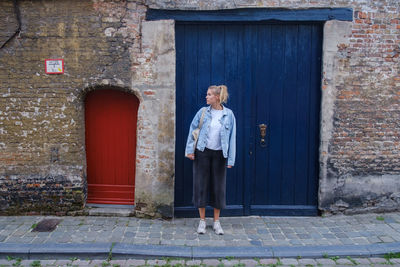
left=367, top=235, right=381, bottom=243
left=280, top=258, right=298, bottom=265
left=125, top=259, right=146, bottom=266
left=285, top=233, right=298, bottom=239
left=132, top=238, right=148, bottom=244
left=250, top=240, right=262, bottom=246
left=322, top=233, right=336, bottom=239
left=335, top=232, right=348, bottom=238
left=186, top=260, right=202, bottom=266
left=272, top=233, right=285, bottom=240
left=29, top=243, right=112, bottom=259
left=298, top=258, right=317, bottom=265
left=239, top=259, right=259, bottom=266
left=149, top=233, right=161, bottom=238
left=289, top=240, right=303, bottom=246
left=185, top=233, right=198, bottom=240
left=298, top=234, right=311, bottom=239
left=269, top=228, right=282, bottom=233
left=4, top=237, right=33, bottom=244
left=315, top=258, right=336, bottom=265
left=259, top=258, right=278, bottom=265
left=161, top=234, right=173, bottom=240
left=54, top=259, right=75, bottom=265
left=18, top=260, right=44, bottom=267
left=185, top=240, right=199, bottom=246
left=257, top=229, right=269, bottom=235
left=122, top=232, right=140, bottom=240
left=202, top=259, right=221, bottom=266
left=31, top=236, right=50, bottom=244
left=368, top=257, right=389, bottom=264
left=147, top=238, right=161, bottom=245
left=221, top=259, right=239, bottom=266
left=108, top=259, right=128, bottom=266
left=0, top=243, right=32, bottom=255
left=351, top=258, right=372, bottom=264
left=112, top=243, right=192, bottom=258
left=366, top=242, right=400, bottom=255
left=135, top=232, right=148, bottom=238
left=379, top=235, right=395, bottom=242
left=272, top=244, right=371, bottom=258
left=89, top=260, right=108, bottom=266
left=171, top=239, right=186, bottom=246
left=192, top=246, right=272, bottom=258
left=169, top=259, right=185, bottom=265
left=72, top=259, right=92, bottom=266
left=339, top=238, right=355, bottom=245
left=351, top=237, right=370, bottom=245
left=335, top=258, right=353, bottom=264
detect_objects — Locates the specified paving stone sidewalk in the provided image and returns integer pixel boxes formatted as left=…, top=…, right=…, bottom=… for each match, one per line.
left=1, top=256, right=400, bottom=266
left=1, top=212, right=400, bottom=247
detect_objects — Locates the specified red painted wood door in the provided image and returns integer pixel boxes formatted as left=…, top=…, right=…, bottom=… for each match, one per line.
left=85, top=89, right=139, bottom=205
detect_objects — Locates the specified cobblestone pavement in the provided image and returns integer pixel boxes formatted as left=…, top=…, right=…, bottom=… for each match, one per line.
left=0, top=256, right=400, bottom=266
left=1, top=213, right=400, bottom=247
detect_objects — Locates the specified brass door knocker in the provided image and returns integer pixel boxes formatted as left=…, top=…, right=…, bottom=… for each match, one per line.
left=259, top=124, right=267, bottom=147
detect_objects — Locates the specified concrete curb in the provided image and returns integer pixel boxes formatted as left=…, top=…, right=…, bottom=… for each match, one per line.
left=0, top=243, right=113, bottom=259
left=112, top=244, right=192, bottom=258
left=0, top=242, right=399, bottom=259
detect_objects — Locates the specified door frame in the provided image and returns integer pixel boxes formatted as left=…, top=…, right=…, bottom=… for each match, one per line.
left=146, top=8, right=354, bottom=217
left=174, top=21, right=322, bottom=217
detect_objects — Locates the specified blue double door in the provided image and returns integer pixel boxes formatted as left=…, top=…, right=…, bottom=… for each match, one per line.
left=175, top=22, right=322, bottom=216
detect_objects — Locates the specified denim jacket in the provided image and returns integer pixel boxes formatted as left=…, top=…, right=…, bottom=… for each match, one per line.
left=185, top=105, right=236, bottom=166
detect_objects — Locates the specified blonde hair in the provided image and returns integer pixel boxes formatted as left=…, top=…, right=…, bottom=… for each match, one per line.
left=209, top=85, right=229, bottom=104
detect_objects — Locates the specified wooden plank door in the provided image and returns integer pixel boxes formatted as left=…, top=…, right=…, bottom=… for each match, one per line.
left=175, top=23, right=250, bottom=217
left=175, top=22, right=322, bottom=217
left=85, top=89, right=139, bottom=205
left=251, top=24, right=322, bottom=215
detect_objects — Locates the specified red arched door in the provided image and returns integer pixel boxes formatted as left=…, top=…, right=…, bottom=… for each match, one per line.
left=85, top=89, right=139, bottom=205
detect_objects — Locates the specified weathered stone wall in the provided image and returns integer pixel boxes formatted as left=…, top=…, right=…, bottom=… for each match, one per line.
left=132, top=19, right=175, bottom=218
left=0, top=0, right=174, bottom=216
left=0, top=0, right=18, bottom=48
left=0, top=0, right=399, bottom=216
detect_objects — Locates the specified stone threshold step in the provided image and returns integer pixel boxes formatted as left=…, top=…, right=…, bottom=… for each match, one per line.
left=85, top=204, right=135, bottom=217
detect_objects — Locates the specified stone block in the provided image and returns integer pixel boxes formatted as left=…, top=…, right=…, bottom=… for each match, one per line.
left=280, top=258, right=299, bottom=265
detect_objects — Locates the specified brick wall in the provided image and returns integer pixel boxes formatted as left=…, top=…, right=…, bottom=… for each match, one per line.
left=321, top=2, right=400, bottom=213
left=330, top=6, right=399, bottom=177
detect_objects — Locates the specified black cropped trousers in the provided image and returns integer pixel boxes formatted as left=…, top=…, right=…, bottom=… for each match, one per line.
left=192, top=148, right=227, bottom=209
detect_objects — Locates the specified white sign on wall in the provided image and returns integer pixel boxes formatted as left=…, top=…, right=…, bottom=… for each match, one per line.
left=45, top=59, right=64, bottom=74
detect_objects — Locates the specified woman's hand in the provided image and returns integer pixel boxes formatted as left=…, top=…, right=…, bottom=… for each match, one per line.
left=186, top=154, right=195, bottom=160
left=227, top=165, right=232, bottom=168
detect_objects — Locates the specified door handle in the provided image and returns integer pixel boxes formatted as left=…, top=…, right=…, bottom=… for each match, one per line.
left=259, top=124, right=267, bottom=147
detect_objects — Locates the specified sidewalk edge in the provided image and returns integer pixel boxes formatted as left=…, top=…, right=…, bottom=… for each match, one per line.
left=0, top=242, right=399, bottom=259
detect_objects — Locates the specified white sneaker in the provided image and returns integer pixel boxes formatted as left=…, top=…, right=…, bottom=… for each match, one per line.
left=197, top=219, right=206, bottom=234
left=213, top=220, right=224, bottom=235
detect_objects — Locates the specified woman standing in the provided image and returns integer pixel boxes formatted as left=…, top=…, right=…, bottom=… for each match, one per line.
left=185, top=85, right=236, bottom=235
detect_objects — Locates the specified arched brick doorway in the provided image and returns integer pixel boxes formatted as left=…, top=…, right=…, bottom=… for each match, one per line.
left=85, top=89, right=139, bottom=205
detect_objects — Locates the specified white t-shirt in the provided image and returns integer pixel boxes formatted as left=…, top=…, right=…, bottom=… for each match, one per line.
left=206, top=108, right=223, bottom=150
